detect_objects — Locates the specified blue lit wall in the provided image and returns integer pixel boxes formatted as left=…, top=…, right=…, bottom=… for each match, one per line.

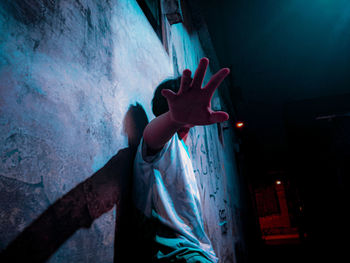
left=0, top=1, right=242, bottom=262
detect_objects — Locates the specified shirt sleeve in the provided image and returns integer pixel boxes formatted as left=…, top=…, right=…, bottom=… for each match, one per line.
left=140, top=135, right=175, bottom=164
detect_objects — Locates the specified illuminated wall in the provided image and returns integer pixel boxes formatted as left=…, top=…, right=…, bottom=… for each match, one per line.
left=0, top=1, right=244, bottom=262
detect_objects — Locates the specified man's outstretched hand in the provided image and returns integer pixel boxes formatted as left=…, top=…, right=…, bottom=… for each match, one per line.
left=161, top=57, right=230, bottom=126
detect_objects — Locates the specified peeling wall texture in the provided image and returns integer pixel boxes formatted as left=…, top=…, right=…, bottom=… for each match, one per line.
left=0, top=1, right=246, bottom=262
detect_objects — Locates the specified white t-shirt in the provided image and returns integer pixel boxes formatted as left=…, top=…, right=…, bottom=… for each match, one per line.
left=133, top=133, right=218, bottom=262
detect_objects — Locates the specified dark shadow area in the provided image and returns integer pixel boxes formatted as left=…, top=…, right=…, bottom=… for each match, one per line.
left=282, top=94, right=350, bottom=263
left=0, top=103, right=148, bottom=263
left=238, top=94, right=350, bottom=263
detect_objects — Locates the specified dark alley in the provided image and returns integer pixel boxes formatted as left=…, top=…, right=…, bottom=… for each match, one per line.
left=1, top=1, right=349, bottom=262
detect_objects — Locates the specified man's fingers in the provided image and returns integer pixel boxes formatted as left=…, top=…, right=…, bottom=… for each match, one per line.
left=161, top=89, right=177, bottom=101
left=178, top=69, right=192, bottom=94
left=209, top=111, right=229, bottom=123
left=191, top=57, right=209, bottom=89
left=203, top=68, right=230, bottom=97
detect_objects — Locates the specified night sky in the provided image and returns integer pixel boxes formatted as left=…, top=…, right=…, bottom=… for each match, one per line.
left=201, top=0, right=350, bottom=164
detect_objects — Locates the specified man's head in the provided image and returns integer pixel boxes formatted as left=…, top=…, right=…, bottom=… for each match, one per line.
left=152, top=76, right=181, bottom=117
left=152, top=76, right=194, bottom=142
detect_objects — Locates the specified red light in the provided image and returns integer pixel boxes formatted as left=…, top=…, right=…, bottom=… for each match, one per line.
left=236, top=122, right=244, bottom=128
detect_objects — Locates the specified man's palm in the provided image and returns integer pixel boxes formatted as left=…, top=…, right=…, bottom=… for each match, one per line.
left=161, top=58, right=230, bottom=126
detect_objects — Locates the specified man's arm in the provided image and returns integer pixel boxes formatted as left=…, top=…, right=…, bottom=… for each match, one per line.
left=142, top=111, right=184, bottom=153
left=143, top=57, right=230, bottom=154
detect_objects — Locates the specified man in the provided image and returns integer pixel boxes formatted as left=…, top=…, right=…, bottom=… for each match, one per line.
left=133, top=57, right=230, bottom=262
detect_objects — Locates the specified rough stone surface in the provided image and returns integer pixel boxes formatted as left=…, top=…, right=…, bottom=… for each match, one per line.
left=0, top=1, right=243, bottom=262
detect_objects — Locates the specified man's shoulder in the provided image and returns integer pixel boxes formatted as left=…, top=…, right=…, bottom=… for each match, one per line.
left=137, top=134, right=178, bottom=164
left=143, top=140, right=164, bottom=157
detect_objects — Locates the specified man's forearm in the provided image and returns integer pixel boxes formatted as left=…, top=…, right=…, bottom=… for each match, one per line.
left=143, top=111, right=184, bottom=151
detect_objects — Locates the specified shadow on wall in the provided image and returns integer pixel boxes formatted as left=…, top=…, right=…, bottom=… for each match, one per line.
left=0, top=103, right=149, bottom=263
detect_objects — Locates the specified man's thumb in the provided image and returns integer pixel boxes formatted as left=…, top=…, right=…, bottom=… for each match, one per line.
left=210, top=111, right=229, bottom=123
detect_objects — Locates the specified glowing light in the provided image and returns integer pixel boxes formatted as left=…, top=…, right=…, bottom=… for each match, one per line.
left=276, top=180, right=282, bottom=185
left=236, top=122, right=244, bottom=128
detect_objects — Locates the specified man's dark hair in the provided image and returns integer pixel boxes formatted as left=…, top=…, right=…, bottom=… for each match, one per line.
left=152, top=76, right=181, bottom=117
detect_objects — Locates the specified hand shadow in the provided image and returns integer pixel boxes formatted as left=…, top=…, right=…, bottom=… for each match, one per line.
left=0, top=103, right=149, bottom=263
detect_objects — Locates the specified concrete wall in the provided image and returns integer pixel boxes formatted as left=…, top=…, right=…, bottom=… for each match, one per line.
left=0, top=1, right=243, bottom=262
